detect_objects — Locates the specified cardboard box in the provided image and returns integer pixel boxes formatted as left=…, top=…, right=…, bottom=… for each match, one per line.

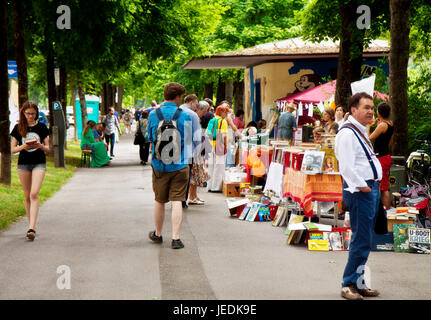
left=222, top=180, right=241, bottom=197
left=387, top=217, right=416, bottom=232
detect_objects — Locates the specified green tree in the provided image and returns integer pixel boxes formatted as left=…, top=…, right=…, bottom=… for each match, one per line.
left=0, top=0, right=11, bottom=185
left=301, top=0, right=390, bottom=109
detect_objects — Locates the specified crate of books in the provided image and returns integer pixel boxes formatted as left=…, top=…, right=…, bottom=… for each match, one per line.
left=305, top=226, right=352, bottom=251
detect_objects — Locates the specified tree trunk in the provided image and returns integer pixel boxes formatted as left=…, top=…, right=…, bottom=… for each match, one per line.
left=225, top=79, right=234, bottom=107
left=203, top=82, right=213, bottom=100
left=46, top=54, right=56, bottom=130
left=69, top=73, right=77, bottom=140
left=100, top=82, right=107, bottom=116
left=215, top=77, right=225, bottom=107
left=335, top=1, right=364, bottom=111
left=12, top=0, right=28, bottom=109
left=0, top=0, right=11, bottom=185
left=117, top=84, right=124, bottom=111
left=60, top=66, right=67, bottom=149
left=77, top=83, right=87, bottom=132
left=389, top=0, right=411, bottom=157
left=234, top=73, right=244, bottom=112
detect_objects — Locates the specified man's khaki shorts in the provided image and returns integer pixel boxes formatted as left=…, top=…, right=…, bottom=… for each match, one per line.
left=152, top=166, right=189, bottom=203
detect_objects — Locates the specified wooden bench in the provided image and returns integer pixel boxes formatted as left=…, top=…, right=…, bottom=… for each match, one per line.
left=80, top=149, right=93, bottom=168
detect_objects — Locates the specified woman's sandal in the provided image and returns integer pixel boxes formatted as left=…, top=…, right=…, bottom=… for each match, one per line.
left=188, top=198, right=204, bottom=205
left=26, top=229, right=36, bottom=241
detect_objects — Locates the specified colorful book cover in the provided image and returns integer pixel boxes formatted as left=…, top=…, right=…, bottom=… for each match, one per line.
left=309, top=232, right=324, bottom=240
left=308, top=239, right=330, bottom=251
left=342, top=230, right=352, bottom=251
left=246, top=202, right=261, bottom=222
left=238, top=205, right=251, bottom=220
left=258, top=206, right=270, bottom=221
left=328, top=232, right=343, bottom=251
left=321, top=148, right=338, bottom=173
left=408, top=227, right=431, bottom=254
left=393, top=224, right=415, bottom=252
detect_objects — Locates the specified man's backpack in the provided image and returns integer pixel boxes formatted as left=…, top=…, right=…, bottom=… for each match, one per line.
left=154, top=108, right=182, bottom=165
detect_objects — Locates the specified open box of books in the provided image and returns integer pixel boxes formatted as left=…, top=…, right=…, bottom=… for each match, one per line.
left=306, top=227, right=352, bottom=251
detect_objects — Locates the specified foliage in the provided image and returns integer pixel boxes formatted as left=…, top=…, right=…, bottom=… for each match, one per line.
left=410, top=0, right=431, bottom=61
left=407, top=61, right=431, bottom=152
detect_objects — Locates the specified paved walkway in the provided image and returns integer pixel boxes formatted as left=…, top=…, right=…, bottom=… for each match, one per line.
left=1, top=133, right=431, bottom=300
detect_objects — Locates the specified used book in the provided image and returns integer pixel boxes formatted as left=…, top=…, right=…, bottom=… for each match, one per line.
left=300, top=150, right=325, bottom=174
left=246, top=202, right=262, bottom=222
left=321, top=148, right=338, bottom=173
left=308, top=239, right=330, bottom=251
left=393, top=224, right=415, bottom=253
left=272, top=206, right=287, bottom=227
left=408, top=227, right=431, bottom=254
left=328, top=232, right=343, bottom=251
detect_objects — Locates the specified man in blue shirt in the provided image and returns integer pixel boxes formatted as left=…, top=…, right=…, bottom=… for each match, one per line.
left=147, top=82, right=192, bottom=249
left=276, top=103, right=297, bottom=144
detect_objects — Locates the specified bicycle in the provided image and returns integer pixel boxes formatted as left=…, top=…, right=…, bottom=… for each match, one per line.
left=406, top=136, right=431, bottom=189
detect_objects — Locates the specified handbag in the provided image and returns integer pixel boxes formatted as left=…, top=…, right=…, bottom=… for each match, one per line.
left=134, top=132, right=144, bottom=145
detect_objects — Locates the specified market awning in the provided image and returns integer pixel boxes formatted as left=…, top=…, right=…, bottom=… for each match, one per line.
left=276, top=80, right=389, bottom=105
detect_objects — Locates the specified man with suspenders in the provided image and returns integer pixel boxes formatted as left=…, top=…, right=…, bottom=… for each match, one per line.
left=335, top=92, right=382, bottom=300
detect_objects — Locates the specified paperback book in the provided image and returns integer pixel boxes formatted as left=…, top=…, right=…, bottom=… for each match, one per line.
left=394, top=224, right=415, bottom=253
left=408, top=227, right=431, bottom=254
left=328, top=232, right=343, bottom=251
left=238, top=204, right=251, bottom=220
left=300, top=150, right=325, bottom=174
left=246, top=202, right=262, bottom=222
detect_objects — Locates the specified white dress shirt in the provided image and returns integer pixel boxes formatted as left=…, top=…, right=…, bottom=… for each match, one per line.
left=335, top=115, right=383, bottom=193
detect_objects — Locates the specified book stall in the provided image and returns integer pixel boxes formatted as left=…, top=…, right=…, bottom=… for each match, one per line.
left=222, top=77, right=431, bottom=255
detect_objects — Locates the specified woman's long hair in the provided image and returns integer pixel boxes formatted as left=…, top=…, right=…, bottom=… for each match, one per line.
left=82, top=120, right=96, bottom=137
left=18, top=101, right=39, bottom=137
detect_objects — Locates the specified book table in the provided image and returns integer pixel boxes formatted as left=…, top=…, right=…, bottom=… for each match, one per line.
left=282, top=167, right=343, bottom=225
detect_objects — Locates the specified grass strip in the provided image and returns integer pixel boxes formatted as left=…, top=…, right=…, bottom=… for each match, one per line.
left=0, top=139, right=82, bottom=231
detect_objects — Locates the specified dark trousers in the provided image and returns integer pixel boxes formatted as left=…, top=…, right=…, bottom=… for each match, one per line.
left=184, top=162, right=193, bottom=203
left=139, top=142, right=150, bottom=162
left=105, top=133, right=115, bottom=156
left=342, top=180, right=380, bottom=288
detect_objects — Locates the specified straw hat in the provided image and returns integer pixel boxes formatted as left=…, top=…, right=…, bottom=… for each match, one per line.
left=286, top=103, right=296, bottom=111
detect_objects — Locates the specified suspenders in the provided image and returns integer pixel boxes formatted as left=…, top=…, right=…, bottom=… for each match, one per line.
left=340, top=125, right=379, bottom=181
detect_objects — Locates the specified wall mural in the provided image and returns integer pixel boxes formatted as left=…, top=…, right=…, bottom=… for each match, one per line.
left=293, top=73, right=322, bottom=94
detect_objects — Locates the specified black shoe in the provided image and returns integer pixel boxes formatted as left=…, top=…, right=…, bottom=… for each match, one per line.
left=182, top=201, right=188, bottom=209
left=172, top=239, right=184, bottom=249
left=110, top=154, right=115, bottom=157
left=26, top=229, right=36, bottom=241
left=149, top=230, right=163, bottom=243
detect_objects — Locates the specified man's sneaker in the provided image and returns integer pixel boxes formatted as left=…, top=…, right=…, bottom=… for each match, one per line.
left=182, top=201, right=188, bottom=209
left=172, top=239, right=184, bottom=249
left=149, top=231, right=163, bottom=243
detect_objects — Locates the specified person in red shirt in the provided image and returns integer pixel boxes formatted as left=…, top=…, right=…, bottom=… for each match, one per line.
left=233, top=109, right=245, bottom=132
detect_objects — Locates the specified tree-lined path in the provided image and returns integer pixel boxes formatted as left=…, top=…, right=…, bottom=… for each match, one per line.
left=1, top=135, right=431, bottom=300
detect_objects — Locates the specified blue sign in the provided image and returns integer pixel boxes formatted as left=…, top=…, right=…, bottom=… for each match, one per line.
left=8, top=61, right=17, bottom=78
left=53, top=101, right=62, bottom=111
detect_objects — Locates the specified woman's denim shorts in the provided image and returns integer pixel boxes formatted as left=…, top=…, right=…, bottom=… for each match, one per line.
left=17, top=163, right=47, bottom=172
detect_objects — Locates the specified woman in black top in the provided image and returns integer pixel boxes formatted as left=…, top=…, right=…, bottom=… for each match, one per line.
left=368, top=102, right=394, bottom=209
left=11, top=101, right=50, bottom=241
